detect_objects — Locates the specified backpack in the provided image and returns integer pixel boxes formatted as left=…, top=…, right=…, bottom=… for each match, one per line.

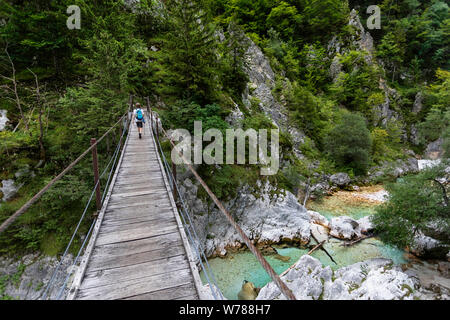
left=136, top=109, right=143, bottom=121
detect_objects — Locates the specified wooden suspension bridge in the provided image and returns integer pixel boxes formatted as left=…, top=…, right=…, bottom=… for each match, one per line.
left=0, top=96, right=296, bottom=301
left=67, top=118, right=202, bottom=300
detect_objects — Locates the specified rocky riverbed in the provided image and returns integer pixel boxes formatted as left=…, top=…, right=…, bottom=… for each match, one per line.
left=256, top=255, right=448, bottom=300
left=194, top=184, right=449, bottom=300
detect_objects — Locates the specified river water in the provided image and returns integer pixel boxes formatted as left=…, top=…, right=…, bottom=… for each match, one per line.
left=199, top=186, right=407, bottom=300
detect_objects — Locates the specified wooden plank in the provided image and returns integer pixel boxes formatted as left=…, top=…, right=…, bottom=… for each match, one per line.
left=90, top=231, right=182, bottom=259
left=104, top=203, right=173, bottom=217
left=110, top=187, right=169, bottom=199
left=87, top=244, right=186, bottom=273
left=103, top=209, right=175, bottom=225
left=114, top=176, right=165, bottom=187
left=106, top=196, right=171, bottom=210
left=118, top=168, right=163, bottom=176
left=109, top=189, right=169, bottom=202
left=99, top=216, right=177, bottom=234
left=110, top=183, right=164, bottom=194
left=102, top=213, right=175, bottom=228
left=175, top=294, right=199, bottom=300
left=95, top=223, right=178, bottom=246
left=77, top=268, right=194, bottom=300
left=123, top=283, right=197, bottom=300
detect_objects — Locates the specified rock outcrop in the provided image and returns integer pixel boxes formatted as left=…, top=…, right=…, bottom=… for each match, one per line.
left=242, top=37, right=306, bottom=158
left=179, top=179, right=310, bottom=257
left=328, top=215, right=375, bottom=240
left=410, top=231, right=449, bottom=260
left=329, top=173, right=351, bottom=187
left=256, top=255, right=445, bottom=300
left=425, top=138, right=444, bottom=160
left=368, top=157, right=419, bottom=181
left=0, top=253, right=74, bottom=300
left=329, top=216, right=362, bottom=240
left=0, top=109, right=8, bottom=131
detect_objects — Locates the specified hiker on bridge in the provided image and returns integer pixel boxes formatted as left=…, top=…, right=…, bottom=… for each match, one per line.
left=134, top=103, right=146, bottom=139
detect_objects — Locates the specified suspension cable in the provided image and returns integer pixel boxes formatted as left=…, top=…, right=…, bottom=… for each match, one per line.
left=0, top=114, right=127, bottom=235
left=55, top=129, right=127, bottom=300
left=151, top=114, right=296, bottom=300
left=41, top=120, right=128, bottom=300
left=152, top=123, right=224, bottom=300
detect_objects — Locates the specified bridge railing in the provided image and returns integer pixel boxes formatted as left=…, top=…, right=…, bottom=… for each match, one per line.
left=146, top=100, right=297, bottom=301
left=0, top=97, right=134, bottom=300
left=147, top=110, right=224, bottom=300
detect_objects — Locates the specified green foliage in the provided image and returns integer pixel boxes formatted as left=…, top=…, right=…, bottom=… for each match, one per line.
left=329, top=51, right=383, bottom=118
left=419, top=69, right=450, bottom=155
left=324, top=113, right=372, bottom=175
left=220, top=21, right=250, bottom=99
left=373, top=162, right=450, bottom=250
left=302, top=0, right=350, bottom=39
left=284, top=83, right=334, bottom=145
left=151, top=0, right=220, bottom=103
left=164, top=100, right=229, bottom=134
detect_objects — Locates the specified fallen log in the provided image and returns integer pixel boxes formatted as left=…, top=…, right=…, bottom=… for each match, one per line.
left=310, top=231, right=338, bottom=265
left=341, top=234, right=375, bottom=247
left=308, top=240, right=325, bottom=255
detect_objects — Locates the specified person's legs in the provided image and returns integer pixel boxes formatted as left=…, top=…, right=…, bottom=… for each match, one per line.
left=137, top=121, right=143, bottom=139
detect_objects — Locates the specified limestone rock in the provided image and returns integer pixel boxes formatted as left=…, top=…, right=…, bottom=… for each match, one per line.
left=357, top=215, right=374, bottom=235
left=425, top=138, right=444, bottom=160
left=308, top=211, right=330, bottom=228
left=182, top=180, right=311, bottom=257
left=412, top=92, right=423, bottom=114
left=1, top=179, right=19, bottom=202
left=329, top=173, right=351, bottom=187
left=348, top=9, right=374, bottom=62
left=329, top=216, right=361, bottom=240
left=0, top=109, right=8, bottom=131
left=368, top=157, right=419, bottom=181
left=0, top=254, right=74, bottom=300
left=256, top=255, right=332, bottom=300
left=257, top=256, right=425, bottom=300
left=410, top=230, right=449, bottom=260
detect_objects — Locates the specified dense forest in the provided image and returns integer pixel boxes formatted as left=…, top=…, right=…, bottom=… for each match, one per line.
left=0, top=0, right=448, bottom=260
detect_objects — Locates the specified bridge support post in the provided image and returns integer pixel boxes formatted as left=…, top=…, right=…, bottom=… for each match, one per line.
left=91, top=138, right=102, bottom=215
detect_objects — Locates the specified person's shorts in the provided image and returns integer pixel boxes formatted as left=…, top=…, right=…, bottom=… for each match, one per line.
left=136, top=121, right=143, bottom=128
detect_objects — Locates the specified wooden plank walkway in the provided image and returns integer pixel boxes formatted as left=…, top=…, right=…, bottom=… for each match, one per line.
left=68, top=117, right=202, bottom=300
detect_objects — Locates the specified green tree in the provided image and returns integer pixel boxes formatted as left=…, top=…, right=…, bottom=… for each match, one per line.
left=324, top=113, right=372, bottom=175
left=153, top=0, right=220, bottom=103
left=373, top=162, right=450, bottom=255
left=221, top=20, right=249, bottom=99
left=377, top=30, right=406, bottom=82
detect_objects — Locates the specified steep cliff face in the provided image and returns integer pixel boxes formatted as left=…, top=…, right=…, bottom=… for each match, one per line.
left=329, top=9, right=402, bottom=128
left=241, top=38, right=306, bottom=159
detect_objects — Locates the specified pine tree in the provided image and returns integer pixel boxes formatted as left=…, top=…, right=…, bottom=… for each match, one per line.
left=153, top=0, right=219, bottom=103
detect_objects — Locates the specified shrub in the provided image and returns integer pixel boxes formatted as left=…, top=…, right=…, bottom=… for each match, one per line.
left=324, top=113, right=372, bottom=175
